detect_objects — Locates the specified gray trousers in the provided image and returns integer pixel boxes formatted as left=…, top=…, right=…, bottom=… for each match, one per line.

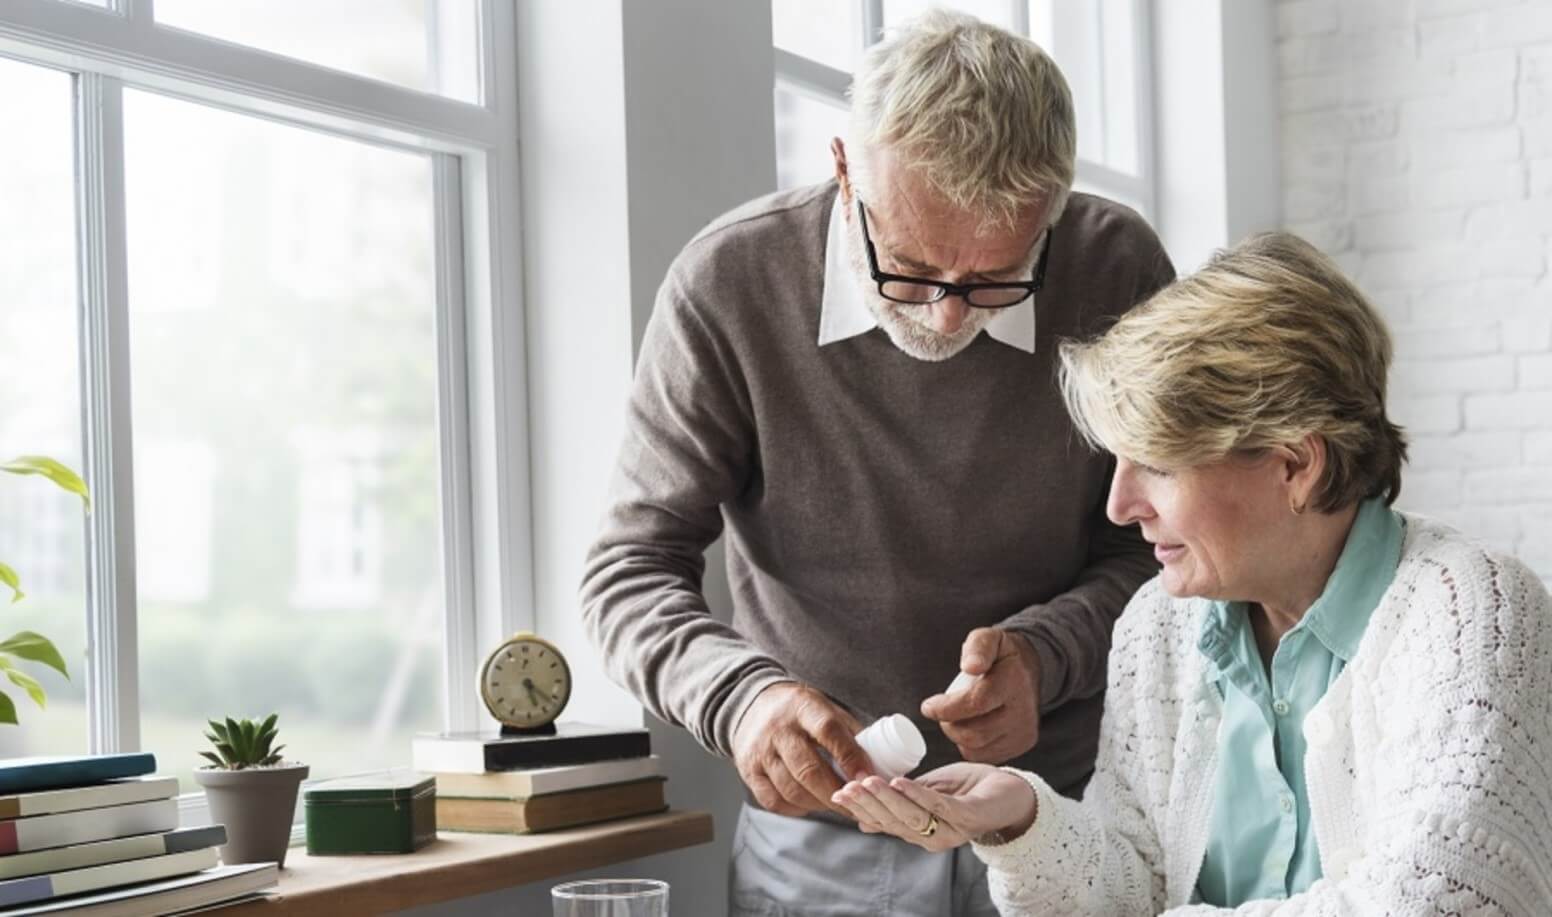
left=728, top=804, right=1000, bottom=917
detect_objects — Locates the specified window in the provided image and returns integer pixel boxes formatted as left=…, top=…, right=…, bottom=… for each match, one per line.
left=772, top=0, right=1155, bottom=217
left=153, top=0, right=481, bottom=104
left=0, top=0, right=525, bottom=821
left=0, top=56, right=88, bottom=760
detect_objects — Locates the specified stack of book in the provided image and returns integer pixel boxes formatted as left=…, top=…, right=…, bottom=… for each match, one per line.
left=412, top=723, right=665, bottom=834
left=0, top=753, right=276, bottom=915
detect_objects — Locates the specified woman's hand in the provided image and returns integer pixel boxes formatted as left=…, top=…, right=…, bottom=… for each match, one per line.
left=830, top=762, right=1037, bottom=852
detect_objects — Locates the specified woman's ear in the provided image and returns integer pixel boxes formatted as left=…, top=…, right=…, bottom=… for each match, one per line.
left=1278, top=434, right=1327, bottom=514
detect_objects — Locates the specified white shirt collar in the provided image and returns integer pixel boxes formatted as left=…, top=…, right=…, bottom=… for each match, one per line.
left=817, top=192, right=1036, bottom=353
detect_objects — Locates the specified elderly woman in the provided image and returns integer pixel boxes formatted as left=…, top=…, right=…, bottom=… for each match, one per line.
left=833, top=232, right=1552, bottom=914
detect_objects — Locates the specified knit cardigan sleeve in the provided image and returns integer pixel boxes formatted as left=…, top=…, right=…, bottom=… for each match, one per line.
left=975, top=538, right=1552, bottom=916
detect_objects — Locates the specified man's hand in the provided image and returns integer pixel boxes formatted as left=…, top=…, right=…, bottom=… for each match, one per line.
left=920, top=628, right=1042, bottom=764
left=731, top=682, right=874, bottom=818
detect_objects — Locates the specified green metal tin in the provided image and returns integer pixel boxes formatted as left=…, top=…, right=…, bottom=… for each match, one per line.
left=303, top=770, right=437, bottom=855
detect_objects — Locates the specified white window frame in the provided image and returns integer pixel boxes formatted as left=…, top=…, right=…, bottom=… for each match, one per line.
left=773, top=0, right=1157, bottom=218
left=0, top=0, right=533, bottom=826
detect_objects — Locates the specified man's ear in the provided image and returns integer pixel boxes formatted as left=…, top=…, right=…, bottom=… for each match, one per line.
left=831, top=137, right=852, bottom=204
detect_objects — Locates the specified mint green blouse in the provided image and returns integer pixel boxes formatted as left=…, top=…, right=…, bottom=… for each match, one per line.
left=1195, top=499, right=1405, bottom=907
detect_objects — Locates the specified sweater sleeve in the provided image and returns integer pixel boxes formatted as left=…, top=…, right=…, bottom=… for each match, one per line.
left=579, top=269, right=791, bottom=758
left=977, top=550, right=1552, bottom=916
left=974, top=585, right=1173, bottom=916
left=996, top=243, right=1175, bottom=711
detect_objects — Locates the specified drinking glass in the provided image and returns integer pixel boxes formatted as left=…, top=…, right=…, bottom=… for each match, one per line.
left=551, top=879, right=669, bottom=917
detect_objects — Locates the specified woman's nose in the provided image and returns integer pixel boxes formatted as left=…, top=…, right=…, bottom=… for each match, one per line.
left=1107, top=460, right=1151, bottom=527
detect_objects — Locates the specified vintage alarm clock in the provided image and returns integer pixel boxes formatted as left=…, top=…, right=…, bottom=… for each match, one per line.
left=478, top=631, right=573, bottom=735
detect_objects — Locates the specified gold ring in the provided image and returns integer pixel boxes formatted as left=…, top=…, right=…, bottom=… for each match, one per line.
left=917, top=813, right=938, bottom=837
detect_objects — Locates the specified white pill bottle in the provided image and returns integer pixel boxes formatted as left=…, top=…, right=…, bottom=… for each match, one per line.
left=853, top=714, right=927, bottom=779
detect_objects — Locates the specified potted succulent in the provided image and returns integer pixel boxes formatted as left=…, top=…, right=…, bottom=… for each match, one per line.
left=194, top=713, right=308, bottom=867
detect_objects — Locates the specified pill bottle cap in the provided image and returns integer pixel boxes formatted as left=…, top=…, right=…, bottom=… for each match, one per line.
left=855, top=714, right=926, bottom=779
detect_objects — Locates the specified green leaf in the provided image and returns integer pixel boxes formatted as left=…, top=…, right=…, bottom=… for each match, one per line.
left=1, top=457, right=89, bottom=511
left=233, top=718, right=254, bottom=764
left=0, top=633, right=68, bottom=679
left=1, top=668, right=45, bottom=710
left=0, top=563, right=21, bottom=604
left=0, top=689, right=16, bottom=726
left=254, top=714, right=277, bottom=760
left=199, top=751, right=225, bottom=769
left=203, top=715, right=285, bottom=766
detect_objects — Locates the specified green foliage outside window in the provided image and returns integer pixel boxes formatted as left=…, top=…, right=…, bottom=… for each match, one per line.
left=0, top=456, right=81, bottom=725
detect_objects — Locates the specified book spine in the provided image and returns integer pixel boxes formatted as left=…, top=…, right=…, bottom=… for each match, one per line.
left=6, top=799, right=178, bottom=853
left=0, top=753, right=157, bottom=795
left=0, top=875, right=49, bottom=907
left=438, top=756, right=666, bottom=797
left=483, top=732, right=652, bottom=771
left=5, top=777, right=180, bottom=819
left=164, top=825, right=227, bottom=854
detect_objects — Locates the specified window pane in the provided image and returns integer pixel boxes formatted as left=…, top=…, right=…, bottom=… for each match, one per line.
left=123, top=90, right=445, bottom=793
left=775, top=84, right=848, bottom=191
left=1030, top=0, right=1142, bottom=175
left=154, top=0, right=481, bottom=104
left=774, top=0, right=863, bottom=73
left=0, top=59, right=89, bottom=758
left=883, top=0, right=1018, bottom=32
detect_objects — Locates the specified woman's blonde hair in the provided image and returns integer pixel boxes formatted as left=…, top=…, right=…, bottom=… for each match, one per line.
left=1059, top=232, right=1408, bottom=513
left=848, top=9, right=1075, bottom=230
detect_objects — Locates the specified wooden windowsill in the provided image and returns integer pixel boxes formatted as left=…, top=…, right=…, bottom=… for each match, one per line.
left=216, top=810, right=714, bottom=916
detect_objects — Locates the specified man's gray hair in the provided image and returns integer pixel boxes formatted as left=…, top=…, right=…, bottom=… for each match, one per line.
left=848, top=10, right=1076, bottom=230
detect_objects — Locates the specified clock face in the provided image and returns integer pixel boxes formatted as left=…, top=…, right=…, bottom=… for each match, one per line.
left=481, top=638, right=572, bottom=728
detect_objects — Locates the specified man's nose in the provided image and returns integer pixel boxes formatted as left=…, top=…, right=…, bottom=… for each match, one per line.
left=926, top=296, right=970, bottom=334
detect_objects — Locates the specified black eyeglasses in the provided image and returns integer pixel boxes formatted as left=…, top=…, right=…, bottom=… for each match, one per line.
left=856, top=198, right=1051, bottom=309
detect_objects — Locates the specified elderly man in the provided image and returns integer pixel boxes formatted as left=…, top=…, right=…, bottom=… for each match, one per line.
left=581, top=11, right=1174, bottom=916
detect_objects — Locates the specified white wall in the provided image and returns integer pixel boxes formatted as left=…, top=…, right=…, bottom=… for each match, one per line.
left=396, top=1, right=775, bottom=914
left=1278, top=0, right=1552, bottom=580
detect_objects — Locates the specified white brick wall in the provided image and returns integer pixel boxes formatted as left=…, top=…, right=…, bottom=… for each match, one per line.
left=1278, top=0, right=1552, bottom=577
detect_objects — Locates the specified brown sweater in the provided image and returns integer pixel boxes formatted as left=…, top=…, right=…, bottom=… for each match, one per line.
left=581, top=181, right=1175, bottom=795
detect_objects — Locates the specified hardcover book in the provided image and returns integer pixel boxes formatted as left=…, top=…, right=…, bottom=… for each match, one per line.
left=412, top=723, right=651, bottom=774
left=436, top=777, right=667, bottom=834
left=0, top=755, right=156, bottom=796
left=0, top=826, right=225, bottom=882
left=432, top=755, right=664, bottom=798
left=0, top=862, right=277, bottom=916
left=0, top=846, right=217, bottom=907
left=0, top=777, right=179, bottom=820
left=0, top=799, right=179, bottom=856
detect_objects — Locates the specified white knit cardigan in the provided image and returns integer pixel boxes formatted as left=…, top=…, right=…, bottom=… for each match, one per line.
left=974, top=515, right=1552, bottom=915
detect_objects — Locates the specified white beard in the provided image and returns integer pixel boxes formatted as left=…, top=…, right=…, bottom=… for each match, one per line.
left=843, top=212, right=994, bottom=362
